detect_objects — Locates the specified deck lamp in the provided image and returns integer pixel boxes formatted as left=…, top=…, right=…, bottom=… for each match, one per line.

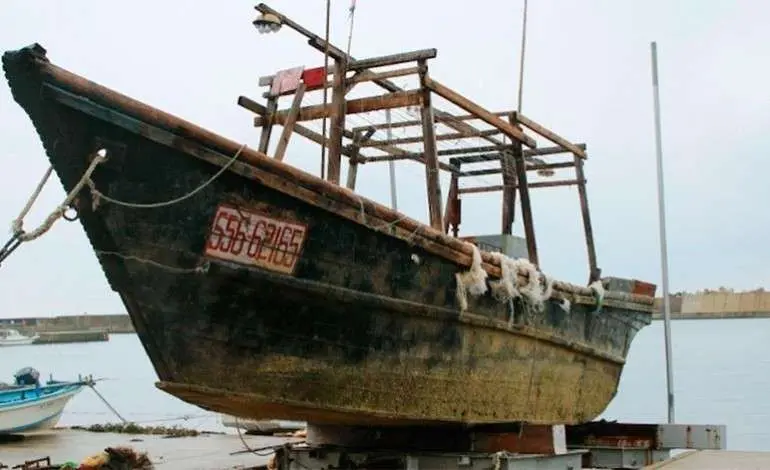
left=253, top=12, right=282, bottom=34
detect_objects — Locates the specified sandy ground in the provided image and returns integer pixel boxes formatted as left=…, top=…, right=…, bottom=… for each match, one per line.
left=0, top=429, right=299, bottom=469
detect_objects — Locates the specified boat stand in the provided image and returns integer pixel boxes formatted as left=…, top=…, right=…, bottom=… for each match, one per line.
left=267, top=421, right=726, bottom=470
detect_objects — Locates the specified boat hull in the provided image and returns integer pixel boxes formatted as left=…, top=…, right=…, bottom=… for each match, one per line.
left=3, top=44, right=655, bottom=426
left=0, top=385, right=83, bottom=434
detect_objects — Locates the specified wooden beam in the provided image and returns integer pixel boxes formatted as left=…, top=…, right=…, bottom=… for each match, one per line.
left=422, top=77, right=537, bottom=148
left=258, top=95, right=278, bottom=153
left=303, top=36, right=518, bottom=153
left=514, top=112, right=587, bottom=159
left=253, top=90, right=422, bottom=126
left=460, top=161, right=575, bottom=177
left=574, top=154, right=600, bottom=283
left=327, top=59, right=347, bottom=184
left=273, top=83, right=306, bottom=161
left=360, top=129, right=501, bottom=148
left=306, top=39, right=437, bottom=73
left=345, top=66, right=420, bottom=93
left=346, top=48, right=437, bottom=71
left=419, top=60, right=443, bottom=231
left=458, top=179, right=581, bottom=194
left=377, top=143, right=584, bottom=162
left=237, top=96, right=267, bottom=115
left=350, top=111, right=512, bottom=133
left=262, top=65, right=420, bottom=98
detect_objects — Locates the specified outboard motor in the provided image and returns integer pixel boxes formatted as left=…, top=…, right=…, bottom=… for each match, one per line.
left=13, top=366, right=40, bottom=387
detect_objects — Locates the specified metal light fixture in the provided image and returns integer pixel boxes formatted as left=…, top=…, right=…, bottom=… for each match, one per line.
left=253, top=12, right=282, bottom=34
left=528, top=157, right=554, bottom=177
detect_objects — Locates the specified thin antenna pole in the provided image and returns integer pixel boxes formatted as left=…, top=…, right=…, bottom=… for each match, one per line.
left=346, top=0, right=357, bottom=57
left=320, top=0, right=331, bottom=180
left=651, top=41, right=675, bottom=425
left=386, top=109, right=398, bottom=210
left=516, top=0, right=529, bottom=113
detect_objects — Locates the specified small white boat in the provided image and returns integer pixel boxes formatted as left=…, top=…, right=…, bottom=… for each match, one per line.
left=220, top=414, right=305, bottom=434
left=0, top=328, right=39, bottom=346
left=0, top=368, right=88, bottom=434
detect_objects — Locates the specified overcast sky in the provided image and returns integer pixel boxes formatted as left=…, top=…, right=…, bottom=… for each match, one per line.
left=0, top=0, right=768, bottom=318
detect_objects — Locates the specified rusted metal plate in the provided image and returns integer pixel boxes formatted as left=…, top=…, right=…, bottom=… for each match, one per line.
left=205, top=204, right=308, bottom=275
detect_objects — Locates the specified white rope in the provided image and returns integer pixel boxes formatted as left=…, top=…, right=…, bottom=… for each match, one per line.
left=12, top=152, right=107, bottom=242
left=88, top=144, right=247, bottom=210
left=10, top=165, right=52, bottom=235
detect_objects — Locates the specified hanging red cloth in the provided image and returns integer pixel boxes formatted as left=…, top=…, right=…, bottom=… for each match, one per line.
left=302, top=67, right=326, bottom=89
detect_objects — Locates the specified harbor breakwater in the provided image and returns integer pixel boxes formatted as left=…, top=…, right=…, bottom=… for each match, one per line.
left=652, top=290, right=770, bottom=320
left=0, top=314, right=135, bottom=334
left=3, top=290, right=769, bottom=329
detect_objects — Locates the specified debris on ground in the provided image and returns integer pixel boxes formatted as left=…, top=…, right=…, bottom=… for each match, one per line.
left=70, top=423, right=199, bottom=438
left=3, top=448, right=154, bottom=470
left=79, top=447, right=153, bottom=470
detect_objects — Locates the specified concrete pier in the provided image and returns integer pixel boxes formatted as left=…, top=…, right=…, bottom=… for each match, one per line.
left=33, top=330, right=109, bottom=344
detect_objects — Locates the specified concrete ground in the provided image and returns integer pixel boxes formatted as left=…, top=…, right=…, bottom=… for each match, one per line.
left=0, top=429, right=299, bottom=469
left=644, top=449, right=770, bottom=469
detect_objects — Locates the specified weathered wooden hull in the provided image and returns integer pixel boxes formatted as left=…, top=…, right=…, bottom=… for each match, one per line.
left=3, top=44, right=655, bottom=426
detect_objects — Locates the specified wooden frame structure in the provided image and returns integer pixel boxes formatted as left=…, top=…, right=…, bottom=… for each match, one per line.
left=237, top=3, right=600, bottom=283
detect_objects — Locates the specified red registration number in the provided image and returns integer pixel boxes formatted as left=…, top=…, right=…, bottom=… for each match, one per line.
left=204, top=205, right=308, bottom=275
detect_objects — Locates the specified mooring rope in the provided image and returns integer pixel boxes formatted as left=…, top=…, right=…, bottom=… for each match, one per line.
left=87, top=144, right=246, bottom=210
left=12, top=152, right=106, bottom=242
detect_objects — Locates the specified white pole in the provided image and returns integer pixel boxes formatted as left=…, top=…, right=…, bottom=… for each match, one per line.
left=386, top=109, right=398, bottom=210
left=651, top=41, right=675, bottom=425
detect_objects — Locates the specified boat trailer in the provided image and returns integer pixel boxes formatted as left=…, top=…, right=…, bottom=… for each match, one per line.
left=260, top=421, right=726, bottom=470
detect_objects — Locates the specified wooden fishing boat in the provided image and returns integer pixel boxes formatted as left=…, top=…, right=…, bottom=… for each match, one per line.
left=2, top=4, right=656, bottom=427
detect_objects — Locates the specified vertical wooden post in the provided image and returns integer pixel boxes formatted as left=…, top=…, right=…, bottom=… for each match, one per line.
left=258, top=95, right=278, bottom=153
left=346, top=128, right=375, bottom=190
left=273, top=84, right=307, bottom=161
left=444, top=170, right=460, bottom=235
left=327, top=58, right=347, bottom=184
left=418, top=59, right=443, bottom=230
left=509, top=113, right=539, bottom=266
left=574, top=153, right=600, bottom=283
left=500, top=145, right=518, bottom=235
